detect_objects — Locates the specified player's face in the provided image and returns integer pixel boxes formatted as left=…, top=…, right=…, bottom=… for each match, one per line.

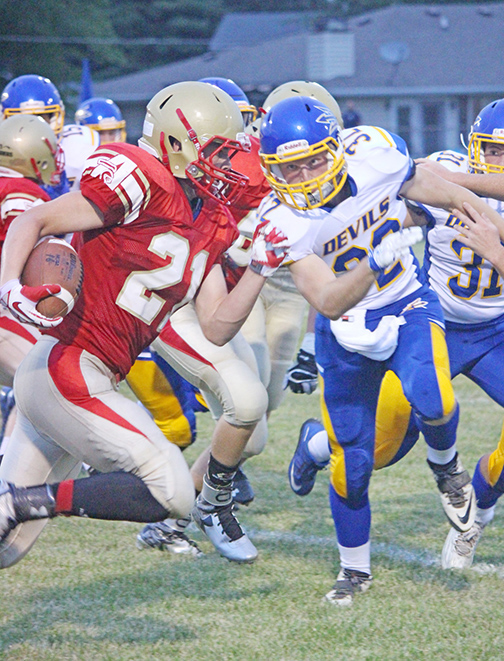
left=99, top=128, right=123, bottom=144
left=483, top=141, right=504, bottom=168
left=278, top=153, right=330, bottom=184
left=202, top=139, right=232, bottom=171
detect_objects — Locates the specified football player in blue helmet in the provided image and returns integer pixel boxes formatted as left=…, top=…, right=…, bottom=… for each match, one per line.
left=0, top=74, right=65, bottom=138
left=259, top=95, right=347, bottom=210
left=199, top=77, right=257, bottom=127
left=75, top=97, right=126, bottom=144
left=0, top=74, right=69, bottom=199
left=468, top=98, right=504, bottom=174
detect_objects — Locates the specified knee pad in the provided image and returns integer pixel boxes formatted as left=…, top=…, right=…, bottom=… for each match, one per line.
left=330, top=446, right=373, bottom=506
left=222, top=379, right=268, bottom=428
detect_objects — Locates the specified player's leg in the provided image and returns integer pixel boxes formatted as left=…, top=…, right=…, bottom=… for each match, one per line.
left=315, top=316, right=382, bottom=606
left=391, top=305, right=475, bottom=533
left=0, top=338, right=195, bottom=563
left=442, top=326, right=504, bottom=568
left=127, top=349, right=207, bottom=556
left=126, top=350, right=198, bottom=450
left=0, top=312, right=40, bottom=457
left=153, top=305, right=268, bottom=563
left=241, top=279, right=307, bottom=413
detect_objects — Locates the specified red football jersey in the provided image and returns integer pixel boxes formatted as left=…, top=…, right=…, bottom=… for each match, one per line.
left=0, top=172, right=51, bottom=250
left=46, top=143, right=238, bottom=380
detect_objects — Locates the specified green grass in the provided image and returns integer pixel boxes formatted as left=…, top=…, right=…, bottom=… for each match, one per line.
left=1, top=377, right=504, bottom=660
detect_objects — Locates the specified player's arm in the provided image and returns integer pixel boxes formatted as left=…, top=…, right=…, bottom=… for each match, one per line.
left=194, top=219, right=289, bottom=346
left=456, top=202, right=504, bottom=277
left=288, top=255, right=376, bottom=319
left=0, top=191, right=103, bottom=284
left=400, top=166, right=504, bottom=240
left=416, top=159, right=504, bottom=201
left=194, top=264, right=268, bottom=346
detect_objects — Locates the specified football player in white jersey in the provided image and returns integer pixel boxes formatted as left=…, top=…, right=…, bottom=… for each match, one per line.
left=258, top=95, right=504, bottom=605
left=374, top=99, right=504, bottom=570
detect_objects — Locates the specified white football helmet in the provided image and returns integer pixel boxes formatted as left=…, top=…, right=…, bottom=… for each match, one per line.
left=138, top=81, right=250, bottom=205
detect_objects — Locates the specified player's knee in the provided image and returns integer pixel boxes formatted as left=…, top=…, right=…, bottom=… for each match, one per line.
left=223, top=381, right=268, bottom=427
left=331, top=447, right=373, bottom=506
left=406, top=371, right=455, bottom=422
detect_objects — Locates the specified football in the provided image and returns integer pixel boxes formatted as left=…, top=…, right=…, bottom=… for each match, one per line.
left=20, top=237, right=84, bottom=318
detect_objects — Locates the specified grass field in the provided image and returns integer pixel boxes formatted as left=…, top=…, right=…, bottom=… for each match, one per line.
left=1, top=376, right=504, bottom=660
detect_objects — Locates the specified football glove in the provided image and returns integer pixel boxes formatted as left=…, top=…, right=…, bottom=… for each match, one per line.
left=249, top=221, right=289, bottom=277
left=283, top=332, right=318, bottom=395
left=368, top=226, right=423, bottom=272
left=0, top=278, right=64, bottom=328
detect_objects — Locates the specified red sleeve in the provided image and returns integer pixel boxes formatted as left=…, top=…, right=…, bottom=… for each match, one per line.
left=80, top=146, right=151, bottom=227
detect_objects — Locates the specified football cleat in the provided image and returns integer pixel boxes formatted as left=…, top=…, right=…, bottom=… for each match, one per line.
left=232, top=467, right=255, bottom=506
left=427, top=453, right=476, bottom=533
left=288, top=419, right=329, bottom=496
left=324, top=568, right=373, bottom=607
left=441, top=520, right=486, bottom=570
left=191, top=495, right=258, bottom=564
left=136, top=520, right=203, bottom=557
left=0, top=480, right=18, bottom=542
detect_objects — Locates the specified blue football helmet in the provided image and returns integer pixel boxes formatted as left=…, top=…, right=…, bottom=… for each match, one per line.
left=259, top=96, right=347, bottom=210
left=0, top=74, right=65, bottom=137
left=75, top=97, right=126, bottom=143
left=199, top=77, right=257, bottom=127
left=468, top=99, right=504, bottom=174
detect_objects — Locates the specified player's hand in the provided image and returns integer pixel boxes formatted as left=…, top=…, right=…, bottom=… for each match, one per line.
left=0, top=279, right=64, bottom=328
left=368, top=227, right=423, bottom=272
left=283, top=348, right=318, bottom=394
left=455, top=202, right=504, bottom=264
left=249, top=221, right=289, bottom=277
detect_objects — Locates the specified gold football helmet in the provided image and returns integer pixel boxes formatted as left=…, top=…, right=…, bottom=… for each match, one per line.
left=0, top=114, right=62, bottom=185
left=138, top=81, right=250, bottom=204
left=248, top=80, right=344, bottom=137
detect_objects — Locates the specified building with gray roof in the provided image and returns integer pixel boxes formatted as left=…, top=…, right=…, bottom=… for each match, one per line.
left=93, top=3, right=504, bottom=156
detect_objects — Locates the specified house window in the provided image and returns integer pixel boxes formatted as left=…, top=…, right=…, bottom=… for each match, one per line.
left=423, top=103, right=442, bottom=154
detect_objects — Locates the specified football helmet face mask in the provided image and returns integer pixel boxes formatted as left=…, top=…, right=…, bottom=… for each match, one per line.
left=468, top=99, right=504, bottom=174
left=138, top=81, right=250, bottom=205
left=75, top=97, right=126, bottom=143
left=0, top=114, right=62, bottom=185
left=260, top=96, right=347, bottom=211
left=1, top=74, right=65, bottom=137
left=199, top=77, right=258, bottom=127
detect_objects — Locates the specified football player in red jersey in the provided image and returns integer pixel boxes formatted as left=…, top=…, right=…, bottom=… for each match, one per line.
left=0, top=114, right=60, bottom=457
left=0, top=81, right=290, bottom=568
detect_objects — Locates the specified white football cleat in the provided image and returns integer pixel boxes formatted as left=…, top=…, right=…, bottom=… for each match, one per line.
left=191, top=496, right=258, bottom=564
left=427, top=453, right=476, bottom=533
left=324, top=568, right=373, bottom=607
left=441, top=520, right=486, bottom=569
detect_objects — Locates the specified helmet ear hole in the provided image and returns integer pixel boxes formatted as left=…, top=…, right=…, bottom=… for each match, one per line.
left=169, top=136, right=182, bottom=152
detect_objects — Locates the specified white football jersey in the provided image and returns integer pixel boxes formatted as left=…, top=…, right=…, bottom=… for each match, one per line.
left=422, top=150, right=504, bottom=323
left=60, top=124, right=100, bottom=188
left=257, top=126, right=423, bottom=311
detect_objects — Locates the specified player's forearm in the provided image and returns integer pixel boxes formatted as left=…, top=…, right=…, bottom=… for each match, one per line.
left=197, top=267, right=265, bottom=346
left=0, top=208, right=47, bottom=284
left=293, top=259, right=376, bottom=320
left=447, top=172, right=504, bottom=202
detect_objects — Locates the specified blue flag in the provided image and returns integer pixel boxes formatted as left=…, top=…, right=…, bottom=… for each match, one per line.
left=80, top=59, right=93, bottom=104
